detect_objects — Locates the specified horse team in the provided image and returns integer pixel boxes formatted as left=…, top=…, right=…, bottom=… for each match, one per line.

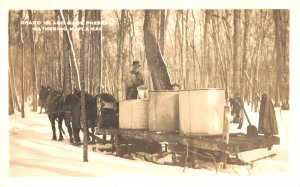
left=38, top=86, right=118, bottom=145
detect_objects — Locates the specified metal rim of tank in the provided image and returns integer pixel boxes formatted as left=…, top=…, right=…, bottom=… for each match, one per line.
left=149, top=90, right=179, bottom=92
left=179, top=88, right=225, bottom=91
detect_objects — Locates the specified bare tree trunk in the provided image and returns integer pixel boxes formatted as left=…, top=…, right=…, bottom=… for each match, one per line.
left=191, top=10, right=197, bottom=88
left=8, top=11, right=14, bottom=114
left=10, top=60, right=20, bottom=112
left=28, top=10, right=37, bottom=112
left=98, top=10, right=103, bottom=94
left=185, top=10, right=193, bottom=89
left=232, top=10, right=242, bottom=95
left=242, top=10, right=250, bottom=101
left=60, top=10, right=71, bottom=93
left=79, top=10, right=88, bottom=162
left=273, top=10, right=289, bottom=106
left=180, top=10, right=186, bottom=88
left=203, top=10, right=212, bottom=88
left=281, top=10, right=289, bottom=104
left=223, top=10, right=234, bottom=92
left=174, top=12, right=181, bottom=85
left=128, top=11, right=135, bottom=63
left=144, top=10, right=172, bottom=90
left=159, top=10, right=165, bottom=56
left=55, top=11, right=63, bottom=90
left=273, top=10, right=282, bottom=107
left=19, top=10, right=25, bottom=118
left=117, top=10, right=125, bottom=99
left=8, top=11, right=20, bottom=113
left=9, top=70, right=14, bottom=114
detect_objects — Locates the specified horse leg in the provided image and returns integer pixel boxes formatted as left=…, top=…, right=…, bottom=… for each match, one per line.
left=39, top=104, right=43, bottom=114
left=58, top=118, right=64, bottom=141
left=70, top=114, right=81, bottom=144
left=50, top=118, right=57, bottom=141
left=87, top=120, right=95, bottom=143
left=71, top=105, right=81, bottom=145
left=72, top=127, right=81, bottom=145
left=86, top=120, right=91, bottom=142
left=91, top=126, right=95, bottom=143
left=64, top=113, right=74, bottom=144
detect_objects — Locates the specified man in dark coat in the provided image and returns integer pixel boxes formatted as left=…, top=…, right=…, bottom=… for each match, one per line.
left=126, top=61, right=145, bottom=99
left=258, top=93, right=279, bottom=136
left=229, top=93, right=244, bottom=129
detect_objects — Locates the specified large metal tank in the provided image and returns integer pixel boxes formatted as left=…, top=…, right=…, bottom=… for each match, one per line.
left=179, top=89, right=225, bottom=135
left=149, top=91, right=179, bottom=132
left=119, top=100, right=149, bottom=130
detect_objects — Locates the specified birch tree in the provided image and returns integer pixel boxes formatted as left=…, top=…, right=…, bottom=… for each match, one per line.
left=79, top=10, right=88, bottom=162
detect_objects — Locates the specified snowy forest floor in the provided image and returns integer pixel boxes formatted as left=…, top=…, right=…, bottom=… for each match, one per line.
left=2, top=104, right=300, bottom=186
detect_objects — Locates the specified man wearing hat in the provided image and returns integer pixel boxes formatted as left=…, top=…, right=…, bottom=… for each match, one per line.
left=126, top=60, right=145, bottom=99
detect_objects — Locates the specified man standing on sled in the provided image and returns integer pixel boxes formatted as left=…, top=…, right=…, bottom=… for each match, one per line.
left=125, top=60, right=145, bottom=99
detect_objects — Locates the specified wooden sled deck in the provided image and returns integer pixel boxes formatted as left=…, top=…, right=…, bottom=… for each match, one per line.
left=95, top=128, right=280, bottom=155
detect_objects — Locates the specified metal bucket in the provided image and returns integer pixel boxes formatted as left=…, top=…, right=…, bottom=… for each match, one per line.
left=179, top=89, right=225, bottom=135
left=149, top=91, right=179, bottom=132
left=137, top=85, right=149, bottom=100
left=119, top=100, right=149, bottom=130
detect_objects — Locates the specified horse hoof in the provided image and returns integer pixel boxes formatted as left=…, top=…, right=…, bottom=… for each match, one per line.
left=58, top=138, right=63, bottom=141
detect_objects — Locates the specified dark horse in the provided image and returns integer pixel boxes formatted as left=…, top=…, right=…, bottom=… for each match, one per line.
left=72, top=89, right=98, bottom=142
left=46, top=89, right=74, bottom=143
left=38, top=85, right=50, bottom=113
left=64, top=89, right=118, bottom=143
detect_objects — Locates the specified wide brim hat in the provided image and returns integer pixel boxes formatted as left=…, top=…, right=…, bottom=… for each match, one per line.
left=132, top=60, right=141, bottom=67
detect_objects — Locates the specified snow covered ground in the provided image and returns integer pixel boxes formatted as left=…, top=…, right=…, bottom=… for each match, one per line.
left=1, top=104, right=300, bottom=186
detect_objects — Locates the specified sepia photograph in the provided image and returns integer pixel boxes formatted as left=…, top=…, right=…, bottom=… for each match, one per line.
left=1, top=0, right=300, bottom=186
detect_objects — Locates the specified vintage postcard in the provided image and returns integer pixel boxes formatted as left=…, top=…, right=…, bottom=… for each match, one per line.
left=1, top=0, right=300, bottom=186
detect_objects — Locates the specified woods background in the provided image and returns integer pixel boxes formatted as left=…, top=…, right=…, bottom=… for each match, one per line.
left=8, top=9, right=289, bottom=116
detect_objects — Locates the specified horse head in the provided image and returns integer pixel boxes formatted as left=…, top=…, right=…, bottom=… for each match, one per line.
left=39, top=85, right=50, bottom=99
left=73, top=88, right=81, bottom=97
